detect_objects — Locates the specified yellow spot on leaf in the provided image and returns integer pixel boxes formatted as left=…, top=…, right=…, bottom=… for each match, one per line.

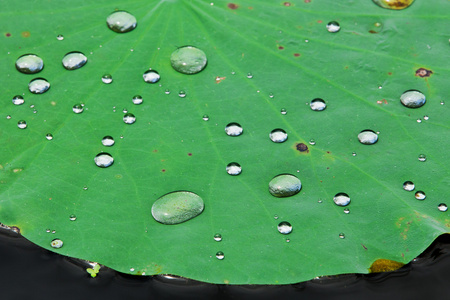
left=369, top=259, right=405, bottom=273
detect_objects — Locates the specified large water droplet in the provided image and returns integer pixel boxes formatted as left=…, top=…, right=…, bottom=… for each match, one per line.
left=269, top=174, right=301, bottom=197
left=106, top=11, right=137, bottom=33
left=310, top=98, right=327, bottom=111
left=102, top=136, right=115, bottom=147
left=438, top=203, right=448, bottom=212
left=72, top=104, right=84, bottom=114
left=45, top=133, right=53, bottom=140
left=403, top=181, right=415, bottom=191
left=62, top=52, right=87, bottom=70
left=170, top=46, right=207, bottom=74
left=226, top=162, right=242, bottom=176
left=123, top=113, right=136, bottom=124
left=277, top=221, right=293, bottom=234
left=15, top=54, right=44, bottom=74
left=280, top=108, right=287, bottom=115
left=246, top=72, right=253, bottom=79
left=214, top=233, right=222, bottom=242
left=326, top=21, right=340, bottom=33
left=400, top=90, right=426, bottom=108
left=143, top=70, right=160, bottom=83
left=339, top=233, right=345, bottom=239
left=17, top=120, right=27, bottom=129
left=202, top=115, right=209, bottom=121
left=216, top=251, right=225, bottom=260
left=56, top=34, right=64, bottom=41
left=12, top=95, right=25, bottom=105
left=178, top=91, right=186, bottom=98
left=132, top=95, right=143, bottom=105
left=102, top=74, right=113, bottom=84
left=225, top=122, right=243, bottom=136
left=94, top=153, right=114, bottom=168
left=358, top=130, right=378, bottom=145
left=372, top=0, right=414, bottom=10
left=69, top=214, right=77, bottom=221
left=333, top=193, right=351, bottom=206
left=418, top=154, right=426, bottom=162
left=415, top=191, right=426, bottom=200
left=151, top=191, right=204, bottom=225
left=269, top=129, right=288, bottom=143
left=29, top=78, right=50, bottom=94
left=50, top=238, right=63, bottom=249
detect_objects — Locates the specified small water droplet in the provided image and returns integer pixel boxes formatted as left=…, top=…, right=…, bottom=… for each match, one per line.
left=214, top=233, right=222, bottom=242
left=152, top=191, right=204, bottom=225
left=51, top=230, right=56, bottom=234
left=339, top=233, right=345, bottom=239
left=132, top=95, right=143, bottom=105
left=344, top=208, right=350, bottom=214
left=247, top=72, right=253, bottom=79
left=69, top=214, right=77, bottom=221
left=269, top=174, right=301, bottom=197
left=277, top=221, right=293, bottom=234
left=352, top=152, right=357, bottom=156
left=326, top=21, right=340, bottom=33
left=310, top=98, right=327, bottom=111
left=226, top=162, right=242, bottom=175
left=123, top=113, right=136, bottom=124
left=369, top=22, right=383, bottom=33
left=280, top=108, right=287, bottom=115
left=16, top=54, right=44, bottom=74
left=269, top=93, right=274, bottom=98
left=309, top=139, right=316, bottom=145
left=17, top=120, right=27, bottom=129
left=286, top=238, right=290, bottom=242
left=122, top=108, right=128, bottom=114
left=72, top=104, right=84, bottom=114
left=56, top=34, right=64, bottom=40
left=6, top=115, right=12, bottom=120
left=102, top=136, right=115, bottom=147
left=216, top=251, right=225, bottom=260
left=178, top=91, right=186, bottom=98
left=12, top=95, right=24, bottom=105
left=143, top=69, right=161, bottom=83
left=45, top=133, right=53, bottom=140
left=274, top=214, right=279, bottom=220
left=50, top=238, right=63, bottom=249
left=423, top=115, right=429, bottom=121
left=165, top=89, right=170, bottom=95
left=438, top=203, right=448, bottom=212
left=170, top=46, right=207, bottom=74
left=418, top=154, right=426, bottom=162
left=417, top=119, right=422, bottom=123
left=400, top=90, right=426, bottom=108
left=372, top=0, right=414, bottom=10
left=403, top=181, right=415, bottom=191
left=29, top=78, right=50, bottom=94
left=62, top=51, right=87, bottom=70
left=333, top=193, right=351, bottom=206
left=202, top=115, right=209, bottom=121
left=106, top=11, right=137, bottom=33
left=358, top=130, right=378, bottom=145
left=94, top=153, right=114, bottom=168
left=83, top=186, right=88, bottom=190
left=102, top=74, right=113, bottom=84
left=269, top=129, right=288, bottom=143
left=415, top=191, right=426, bottom=200
left=46, top=229, right=51, bottom=233
left=440, top=101, right=445, bottom=105
left=225, top=122, right=243, bottom=136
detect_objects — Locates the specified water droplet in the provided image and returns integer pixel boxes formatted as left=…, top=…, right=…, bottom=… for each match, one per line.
left=17, top=120, right=27, bottom=129
left=122, top=108, right=128, bottom=114
left=123, top=113, right=136, bottom=124
left=50, top=239, right=63, bottom=249
left=51, top=230, right=56, bottom=234
left=372, top=0, right=414, bottom=10
left=269, top=174, right=301, bottom=197
left=403, top=181, right=415, bottom=191
left=83, top=186, right=88, bottom=190
left=309, top=139, right=316, bottom=145
left=269, top=93, right=274, bottom=98
left=102, top=74, right=113, bottom=84
left=333, top=193, right=351, bottom=206
left=274, top=214, right=279, bottom=220
left=106, top=11, right=137, bottom=33
left=178, top=91, right=186, bottom=98
left=29, top=78, right=50, bottom=94
left=277, top=221, right=293, bottom=234
left=94, top=153, right=114, bottom=168
left=415, top=191, right=426, bottom=200
left=344, top=208, right=350, bottom=214
left=143, top=69, right=160, bottom=83
left=269, top=129, right=288, bottom=143
left=339, top=233, right=345, bottom=239
left=56, top=34, right=64, bottom=40
left=12, top=95, right=24, bottom=105
left=286, top=238, right=290, bottom=242
left=130, top=268, right=135, bottom=272
left=165, top=89, right=170, bottom=95
left=310, top=98, right=327, bottom=111
left=216, top=251, right=225, bottom=260
left=69, top=214, right=77, bottom=221
left=170, top=46, right=207, bottom=75
left=62, top=51, right=87, bottom=70
left=438, top=203, right=448, bottom=212
left=440, top=101, right=445, bottom=105
left=214, top=233, right=222, bottom=242
left=358, top=130, right=378, bottom=145
left=417, top=119, right=422, bottom=123
left=46, top=229, right=51, bottom=233
left=132, top=95, right=143, bottom=105
left=102, top=136, right=115, bottom=147
left=369, top=22, right=383, bottom=34
left=225, top=162, right=242, bottom=176
left=400, top=90, right=426, bottom=108
left=247, top=73, right=253, bottom=79
left=6, top=115, right=11, bottom=120
left=418, top=154, right=426, bottom=162
left=72, top=104, right=84, bottom=114
left=46, top=133, right=53, bottom=140
left=225, top=122, right=243, bottom=136
left=326, top=21, right=340, bottom=33
left=15, top=54, right=44, bottom=74
left=423, top=115, right=429, bottom=121
left=352, top=152, right=357, bottom=156
left=151, top=191, right=204, bottom=225
left=280, top=108, right=287, bottom=115
left=202, top=115, right=209, bottom=121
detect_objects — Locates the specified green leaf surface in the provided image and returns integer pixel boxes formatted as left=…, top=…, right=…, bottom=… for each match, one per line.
left=0, top=0, right=449, bottom=284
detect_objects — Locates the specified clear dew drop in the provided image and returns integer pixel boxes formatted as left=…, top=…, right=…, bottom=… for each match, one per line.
left=123, top=113, right=136, bottom=124
left=417, top=119, right=422, bottom=123
left=57, top=34, right=64, bottom=40
left=358, top=130, right=378, bottom=145
left=50, top=239, right=63, bottom=249
left=94, top=153, right=114, bottom=168
left=202, top=115, right=209, bottom=121
left=309, top=139, right=316, bottom=145
left=418, top=154, right=426, bottom=162
left=170, top=46, right=207, bottom=75
left=62, top=51, right=87, bottom=70
left=415, top=191, right=426, bottom=200
left=274, top=214, right=279, bottom=220
left=423, top=115, right=429, bottom=121
left=403, top=181, right=415, bottom=191
left=132, top=95, right=143, bottom=105
left=102, top=74, right=113, bottom=84
left=178, top=91, right=186, bottom=98
left=226, top=162, right=242, bottom=176
left=12, top=95, right=24, bottom=105
left=45, top=133, right=53, bottom=140
left=286, top=239, right=290, bottom=243
left=344, top=208, right=350, bottom=214
left=339, top=233, right=345, bottom=239
left=29, top=78, right=50, bottom=94
left=225, top=122, right=243, bottom=136
left=15, top=54, right=44, bottom=74
left=214, top=233, right=222, bottom=242
left=151, top=191, right=204, bottom=225
left=83, top=186, right=88, bottom=191
left=72, top=104, right=84, bottom=114
left=51, top=230, right=56, bottom=234
left=280, top=108, right=287, bottom=115
left=438, top=203, right=448, bottom=212
left=102, top=136, right=115, bottom=147
left=165, top=89, right=170, bottom=95
left=106, top=11, right=137, bottom=33
left=17, top=120, right=27, bottom=129
left=216, top=251, right=225, bottom=260
left=440, top=101, right=445, bottom=105
left=269, top=129, right=288, bottom=143
left=372, top=0, right=414, bottom=10
left=326, top=21, right=340, bottom=33
left=400, top=90, right=426, bottom=108
left=6, top=115, right=12, bottom=120
left=277, top=221, right=293, bottom=235
left=269, top=93, right=274, bottom=98
left=310, top=98, right=327, bottom=111
left=352, top=152, right=357, bottom=156
left=269, top=174, right=301, bottom=197
left=333, top=193, right=351, bottom=207
left=69, top=214, right=77, bottom=221
left=143, top=69, right=160, bottom=83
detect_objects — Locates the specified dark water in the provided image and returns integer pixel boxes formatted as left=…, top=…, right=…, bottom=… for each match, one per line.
left=0, top=228, right=448, bottom=300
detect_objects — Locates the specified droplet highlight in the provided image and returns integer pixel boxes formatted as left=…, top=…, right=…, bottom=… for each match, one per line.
left=418, top=154, right=426, bottom=162
left=123, top=113, right=136, bottom=124
left=15, top=54, right=44, bottom=74
left=69, top=214, right=77, bottom=221
left=438, top=203, right=448, bottom=212
left=72, top=104, right=84, bottom=114
left=310, top=98, right=327, bottom=111
left=62, top=52, right=87, bottom=70
left=143, top=70, right=160, bottom=83
left=216, top=251, right=225, bottom=260
left=29, top=78, right=50, bottom=94
left=400, top=90, right=426, bottom=108
left=269, top=129, right=288, bottom=143
left=102, top=74, right=113, bottom=84
left=106, top=11, right=137, bottom=33
left=358, top=130, right=378, bottom=145
left=415, top=191, right=426, bottom=200
left=226, top=162, right=242, bottom=176
left=339, top=233, right=345, bottom=239
left=151, top=191, right=204, bottom=225
left=326, top=21, right=340, bottom=33
left=178, top=91, right=186, bottom=98
left=12, top=95, right=24, bottom=105
left=269, top=174, right=301, bottom=197
left=17, top=120, right=27, bottom=129
left=277, top=221, right=293, bottom=234
left=333, top=193, right=351, bottom=207
left=45, top=133, right=53, bottom=140
left=225, top=122, right=243, bottom=136
left=132, top=95, right=143, bottom=105
left=403, top=181, right=415, bottom=191
left=102, top=136, right=115, bottom=147
left=170, top=46, right=207, bottom=75
left=94, top=153, right=114, bottom=168
left=214, top=234, right=222, bottom=242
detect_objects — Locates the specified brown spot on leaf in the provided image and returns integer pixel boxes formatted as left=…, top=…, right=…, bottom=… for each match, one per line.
left=188, top=153, right=192, bottom=156
left=388, top=72, right=392, bottom=75
left=293, top=53, right=300, bottom=57
left=377, top=99, right=388, bottom=105
left=304, top=0, right=311, bottom=3
left=369, top=259, right=405, bottom=273
left=215, top=76, right=226, bottom=83
left=361, top=244, right=368, bottom=250
left=415, top=68, right=433, bottom=78
left=161, top=169, right=166, bottom=173
left=278, top=46, right=284, bottom=50
left=228, top=3, right=238, bottom=9
left=5, top=33, right=11, bottom=37
left=283, top=2, right=291, bottom=6
left=296, top=143, right=309, bottom=153
left=317, top=20, right=323, bottom=23
left=21, top=31, right=30, bottom=38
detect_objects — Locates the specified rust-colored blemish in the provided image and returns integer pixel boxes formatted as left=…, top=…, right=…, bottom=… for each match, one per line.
left=377, top=99, right=388, bottom=105
left=293, top=53, right=300, bottom=57
left=278, top=46, right=284, bottom=50
left=188, top=153, right=192, bottom=156
left=5, top=33, right=11, bottom=37
left=296, top=143, right=309, bottom=153
left=388, top=72, right=392, bottom=75
left=304, top=0, right=311, bottom=3
left=317, top=20, right=323, bottom=23
left=215, top=76, right=226, bottom=83
left=283, top=2, right=291, bottom=6
left=361, top=244, right=368, bottom=250
left=415, top=68, right=433, bottom=78
left=161, top=169, right=166, bottom=173
left=21, top=31, right=30, bottom=38
left=369, top=259, right=405, bottom=273
left=228, top=3, right=238, bottom=9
